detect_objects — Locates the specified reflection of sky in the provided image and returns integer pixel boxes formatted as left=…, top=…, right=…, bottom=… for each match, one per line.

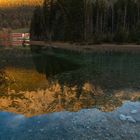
left=0, top=101, right=139, bottom=140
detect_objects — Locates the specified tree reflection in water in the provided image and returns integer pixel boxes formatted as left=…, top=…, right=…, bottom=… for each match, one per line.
left=0, top=47, right=140, bottom=117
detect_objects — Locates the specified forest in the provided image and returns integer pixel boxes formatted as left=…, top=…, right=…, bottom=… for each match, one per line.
left=30, top=0, right=140, bottom=44
left=0, top=0, right=43, bottom=29
left=0, top=6, right=34, bottom=29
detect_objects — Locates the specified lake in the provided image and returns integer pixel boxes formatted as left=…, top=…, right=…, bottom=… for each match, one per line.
left=0, top=47, right=140, bottom=140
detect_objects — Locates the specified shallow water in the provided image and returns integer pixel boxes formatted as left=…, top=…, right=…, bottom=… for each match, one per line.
left=0, top=47, right=140, bottom=139
left=0, top=101, right=139, bottom=140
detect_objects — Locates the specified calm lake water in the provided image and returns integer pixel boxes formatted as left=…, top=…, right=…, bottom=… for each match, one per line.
left=0, top=47, right=140, bottom=139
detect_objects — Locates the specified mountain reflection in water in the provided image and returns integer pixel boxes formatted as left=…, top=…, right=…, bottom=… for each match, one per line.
left=0, top=47, right=140, bottom=117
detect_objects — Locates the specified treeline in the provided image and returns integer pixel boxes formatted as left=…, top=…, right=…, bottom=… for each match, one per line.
left=30, top=0, right=140, bottom=43
left=0, top=6, right=34, bottom=29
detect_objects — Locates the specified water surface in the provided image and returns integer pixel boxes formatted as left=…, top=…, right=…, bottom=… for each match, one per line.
left=0, top=47, right=140, bottom=139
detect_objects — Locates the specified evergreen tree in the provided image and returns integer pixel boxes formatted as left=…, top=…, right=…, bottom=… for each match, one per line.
left=30, top=0, right=140, bottom=43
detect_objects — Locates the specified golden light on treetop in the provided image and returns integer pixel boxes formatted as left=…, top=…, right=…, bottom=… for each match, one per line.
left=0, top=0, right=43, bottom=7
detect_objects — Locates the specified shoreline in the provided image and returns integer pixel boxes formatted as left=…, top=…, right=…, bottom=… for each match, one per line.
left=28, top=41, right=140, bottom=53
left=1, top=42, right=140, bottom=53
left=50, top=42, right=140, bottom=53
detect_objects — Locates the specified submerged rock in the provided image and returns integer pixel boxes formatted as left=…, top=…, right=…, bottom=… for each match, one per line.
left=131, top=110, right=137, bottom=114
left=119, top=114, right=136, bottom=123
left=119, top=114, right=127, bottom=121
left=28, top=129, right=32, bottom=133
left=126, top=116, right=136, bottom=123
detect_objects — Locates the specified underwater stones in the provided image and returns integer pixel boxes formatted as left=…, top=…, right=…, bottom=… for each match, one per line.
left=119, top=114, right=127, bottom=121
left=131, top=110, right=137, bottom=114
left=126, top=116, right=136, bottom=123
left=119, top=114, right=136, bottom=123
